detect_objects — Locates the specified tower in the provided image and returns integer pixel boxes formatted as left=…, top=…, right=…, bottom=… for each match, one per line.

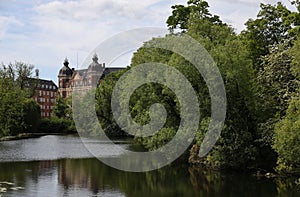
left=58, top=58, right=74, bottom=98
left=87, top=53, right=104, bottom=87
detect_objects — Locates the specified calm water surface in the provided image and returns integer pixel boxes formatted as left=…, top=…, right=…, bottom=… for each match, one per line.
left=0, top=135, right=299, bottom=197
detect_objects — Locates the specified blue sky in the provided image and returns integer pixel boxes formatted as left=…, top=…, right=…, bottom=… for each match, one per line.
left=0, top=0, right=295, bottom=83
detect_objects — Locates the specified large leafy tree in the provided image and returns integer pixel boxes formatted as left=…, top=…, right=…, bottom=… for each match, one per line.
left=273, top=95, right=300, bottom=173
left=242, top=2, right=292, bottom=70
left=94, top=0, right=300, bottom=171
left=0, top=62, right=40, bottom=136
left=166, top=0, right=222, bottom=34
left=125, top=0, right=257, bottom=168
left=286, top=0, right=300, bottom=36
left=271, top=34, right=300, bottom=173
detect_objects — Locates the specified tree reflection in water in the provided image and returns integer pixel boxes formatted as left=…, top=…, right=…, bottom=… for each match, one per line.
left=0, top=159, right=299, bottom=196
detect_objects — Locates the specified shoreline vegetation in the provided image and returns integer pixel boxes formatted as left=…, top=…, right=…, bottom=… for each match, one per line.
left=0, top=0, right=299, bottom=178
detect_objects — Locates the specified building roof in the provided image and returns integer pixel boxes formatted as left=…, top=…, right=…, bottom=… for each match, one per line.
left=25, top=78, right=58, bottom=90
left=100, top=67, right=124, bottom=80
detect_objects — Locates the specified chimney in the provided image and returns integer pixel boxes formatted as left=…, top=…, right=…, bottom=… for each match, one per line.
left=35, top=69, right=39, bottom=78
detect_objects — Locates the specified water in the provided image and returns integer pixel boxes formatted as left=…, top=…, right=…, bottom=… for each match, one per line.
left=0, top=135, right=299, bottom=196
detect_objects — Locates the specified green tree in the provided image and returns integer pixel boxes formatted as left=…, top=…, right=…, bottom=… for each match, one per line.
left=253, top=38, right=300, bottom=164
left=95, top=69, right=129, bottom=136
left=1, top=61, right=37, bottom=97
left=290, top=36, right=300, bottom=78
left=273, top=95, right=300, bottom=173
left=23, top=99, right=41, bottom=132
left=286, top=0, right=300, bottom=36
left=258, top=41, right=298, bottom=118
left=0, top=80, right=26, bottom=136
left=200, top=37, right=257, bottom=169
left=242, top=2, right=292, bottom=70
left=271, top=35, right=300, bottom=173
left=52, top=95, right=72, bottom=119
left=121, top=0, right=259, bottom=168
left=39, top=95, right=76, bottom=134
left=0, top=62, right=41, bottom=137
left=166, top=0, right=222, bottom=33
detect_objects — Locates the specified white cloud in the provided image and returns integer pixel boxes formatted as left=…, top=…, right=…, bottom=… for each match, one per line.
left=28, top=0, right=179, bottom=67
left=0, top=0, right=180, bottom=80
left=0, top=0, right=296, bottom=81
left=0, top=16, right=23, bottom=40
left=33, top=0, right=156, bottom=20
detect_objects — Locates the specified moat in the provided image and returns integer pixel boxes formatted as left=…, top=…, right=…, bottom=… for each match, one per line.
left=0, top=135, right=299, bottom=196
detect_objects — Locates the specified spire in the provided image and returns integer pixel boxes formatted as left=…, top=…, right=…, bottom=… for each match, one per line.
left=92, top=53, right=98, bottom=62
left=64, top=57, right=69, bottom=67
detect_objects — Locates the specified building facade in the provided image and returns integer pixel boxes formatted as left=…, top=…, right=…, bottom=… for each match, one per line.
left=58, top=54, right=124, bottom=98
left=32, top=79, right=58, bottom=118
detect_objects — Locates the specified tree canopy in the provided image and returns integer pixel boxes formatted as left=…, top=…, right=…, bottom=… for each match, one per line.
left=0, top=62, right=41, bottom=137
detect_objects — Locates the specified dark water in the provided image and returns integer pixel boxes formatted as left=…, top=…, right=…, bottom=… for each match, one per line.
left=0, top=135, right=299, bottom=197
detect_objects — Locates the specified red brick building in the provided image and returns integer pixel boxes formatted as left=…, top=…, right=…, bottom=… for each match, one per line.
left=32, top=79, right=58, bottom=118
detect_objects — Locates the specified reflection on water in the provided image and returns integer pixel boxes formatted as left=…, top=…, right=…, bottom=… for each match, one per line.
left=0, top=135, right=299, bottom=196
left=0, top=159, right=300, bottom=197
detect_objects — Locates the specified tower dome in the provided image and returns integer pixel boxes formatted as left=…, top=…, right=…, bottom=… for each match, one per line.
left=58, top=57, right=73, bottom=77
left=88, top=54, right=102, bottom=72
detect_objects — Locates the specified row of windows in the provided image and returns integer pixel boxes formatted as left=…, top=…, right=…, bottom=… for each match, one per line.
left=41, top=105, right=54, bottom=110
left=60, top=80, right=93, bottom=88
left=39, top=84, right=57, bottom=90
left=39, top=91, right=56, bottom=97
left=73, top=80, right=92, bottom=86
left=41, top=112, right=51, bottom=117
left=35, top=97, right=56, bottom=103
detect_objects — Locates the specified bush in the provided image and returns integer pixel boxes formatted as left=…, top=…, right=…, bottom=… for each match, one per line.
left=38, top=118, right=76, bottom=134
left=273, top=96, right=300, bottom=173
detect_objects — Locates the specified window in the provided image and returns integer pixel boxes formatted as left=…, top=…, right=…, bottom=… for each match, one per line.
left=46, top=85, right=48, bottom=89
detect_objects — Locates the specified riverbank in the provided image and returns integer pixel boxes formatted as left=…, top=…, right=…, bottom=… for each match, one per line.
left=0, top=133, right=74, bottom=141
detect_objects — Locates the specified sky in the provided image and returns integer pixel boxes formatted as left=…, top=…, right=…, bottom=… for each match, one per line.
left=0, top=0, right=296, bottom=83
